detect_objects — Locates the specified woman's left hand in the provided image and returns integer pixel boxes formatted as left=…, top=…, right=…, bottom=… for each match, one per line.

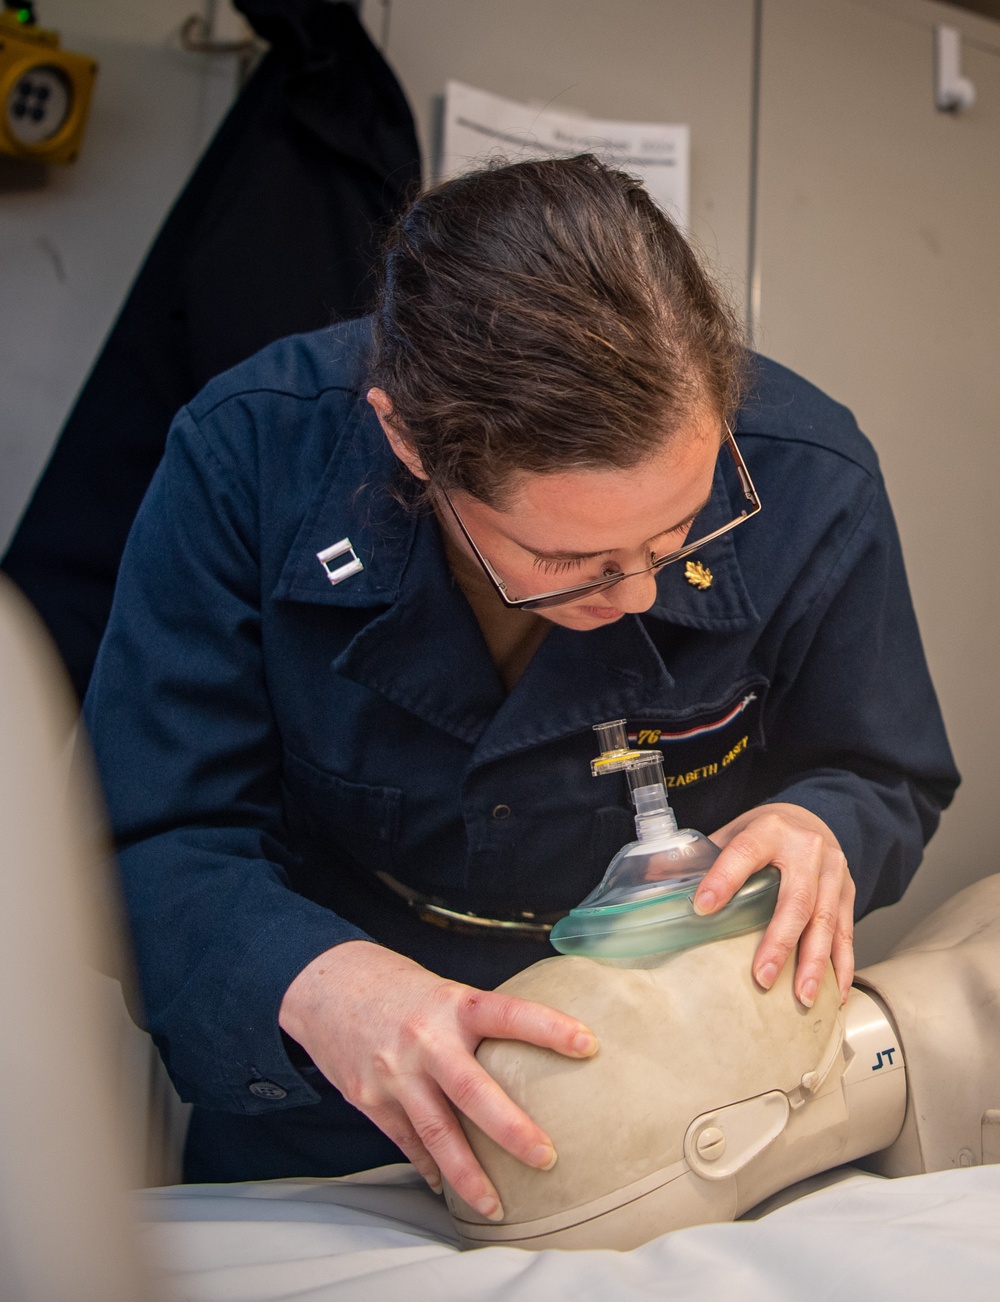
left=695, top=803, right=855, bottom=1007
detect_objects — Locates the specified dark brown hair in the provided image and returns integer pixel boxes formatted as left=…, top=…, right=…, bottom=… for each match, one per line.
left=370, top=154, right=746, bottom=506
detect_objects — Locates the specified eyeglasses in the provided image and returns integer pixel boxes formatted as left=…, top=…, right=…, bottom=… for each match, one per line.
left=440, top=428, right=761, bottom=611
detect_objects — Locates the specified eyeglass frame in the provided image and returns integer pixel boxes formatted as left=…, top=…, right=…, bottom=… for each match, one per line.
left=439, top=427, right=761, bottom=611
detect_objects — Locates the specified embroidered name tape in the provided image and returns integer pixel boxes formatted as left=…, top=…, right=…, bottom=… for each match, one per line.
left=627, top=689, right=764, bottom=792
left=317, top=538, right=364, bottom=586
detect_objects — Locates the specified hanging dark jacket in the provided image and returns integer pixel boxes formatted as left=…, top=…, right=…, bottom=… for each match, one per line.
left=1, top=0, right=421, bottom=701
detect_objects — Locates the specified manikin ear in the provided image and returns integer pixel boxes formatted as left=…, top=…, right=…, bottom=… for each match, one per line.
left=367, top=388, right=429, bottom=482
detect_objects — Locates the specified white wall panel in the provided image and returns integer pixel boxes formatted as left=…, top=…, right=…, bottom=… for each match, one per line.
left=373, top=0, right=755, bottom=317
left=754, top=0, right=1000, bottom=960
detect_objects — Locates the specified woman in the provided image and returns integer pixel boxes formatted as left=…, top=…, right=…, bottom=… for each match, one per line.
left=84, top=156, right=957, bottom=1219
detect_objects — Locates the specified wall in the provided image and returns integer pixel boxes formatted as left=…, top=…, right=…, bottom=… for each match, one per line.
left=0, top=0, right=241, bottom=552
left=753, top=0, right=1000, bottom=962
left=369, top=0, right=756, bottom=320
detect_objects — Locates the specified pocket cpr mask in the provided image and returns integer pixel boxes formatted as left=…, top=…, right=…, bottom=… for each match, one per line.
left=550, top=720, right=778, bottom=958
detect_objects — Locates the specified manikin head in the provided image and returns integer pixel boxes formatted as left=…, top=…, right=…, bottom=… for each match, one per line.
left=445, top=874, right=1000, bottom=1250
left=444, top=931, right=868, bottom=1249
left=365, top=155, right=754, bottom=631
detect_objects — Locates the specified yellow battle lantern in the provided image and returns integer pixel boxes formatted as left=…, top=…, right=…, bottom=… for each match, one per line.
left=0, top=6, right=97, bottom=164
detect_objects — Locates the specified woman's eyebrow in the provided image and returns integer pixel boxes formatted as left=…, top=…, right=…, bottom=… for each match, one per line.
left=523, top=493, right=713, bottom=561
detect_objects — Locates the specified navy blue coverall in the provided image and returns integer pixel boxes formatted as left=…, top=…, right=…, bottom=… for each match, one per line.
left=83, top=317, right=959, bottom=1181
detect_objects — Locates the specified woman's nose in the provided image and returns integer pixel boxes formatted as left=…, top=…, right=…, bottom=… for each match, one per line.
left=609, top=568, right=659, bottom=614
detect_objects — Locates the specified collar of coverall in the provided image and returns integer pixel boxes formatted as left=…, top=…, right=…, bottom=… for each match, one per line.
left=272, top=395, right=759, bottom=634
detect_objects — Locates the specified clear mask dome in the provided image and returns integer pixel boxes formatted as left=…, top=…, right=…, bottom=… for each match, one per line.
left=550, top=722, right=778, bottom=959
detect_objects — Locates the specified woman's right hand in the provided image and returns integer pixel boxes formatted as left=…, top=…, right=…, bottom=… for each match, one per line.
left=278, top=940, right=598, bottom=1221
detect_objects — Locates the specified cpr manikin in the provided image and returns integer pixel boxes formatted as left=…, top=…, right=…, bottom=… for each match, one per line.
left=445, top=724, right=1000, bottom=1250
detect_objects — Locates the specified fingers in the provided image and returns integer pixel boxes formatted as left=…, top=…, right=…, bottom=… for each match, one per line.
left=429, top=1040, right=558, bottom=1173
left=779, top=846, right=853, bottom=1007
left=779, top=845, right=842, bottom=1007
left=831, top=874, right=857, bottom=1003
left=696, top=808, right=826, bottom=915
left=366, top=1099, right=443, bottom=1194
left=356, top=1043, right=555, bottom=1217
left=693, top=818, right=778, bottom=914
left=418, top=989, right=595, bottom=1189
left=750, top=845, right=823, bottom=998
left=379, top=1077, right=507, bottom=1221
left=359, top=984, right=587, bottom=1215
left=292, top=948, right=586, bottom=1218
left=457, top=988, right=598, bottom=1061
left=701, top=805, right=856, bottom=1008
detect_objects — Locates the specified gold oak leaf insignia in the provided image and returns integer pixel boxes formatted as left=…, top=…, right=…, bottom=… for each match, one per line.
left=684, top=560, right=713, bottom=590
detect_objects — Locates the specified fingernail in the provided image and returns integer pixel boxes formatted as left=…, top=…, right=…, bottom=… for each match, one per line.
left=693, top=889, right=716, bottom=915
left=755, top=961, right=778, bottom=990
left=476, top=1195, right=504, bottom=1222
left=427, top=1176, right=442, bottom=1194
left=799, top=979, right=817, bottom=1008
left=572, top=1031, right=598, bottom=1056
left=528, top=1143, right=557, bottom=1170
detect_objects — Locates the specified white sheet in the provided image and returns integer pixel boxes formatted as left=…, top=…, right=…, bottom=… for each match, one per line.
left=139, top=1163, right=1000, bottom=1301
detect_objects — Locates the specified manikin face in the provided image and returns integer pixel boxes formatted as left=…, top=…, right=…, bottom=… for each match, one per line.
left=367, top=389, right=722, bottom=632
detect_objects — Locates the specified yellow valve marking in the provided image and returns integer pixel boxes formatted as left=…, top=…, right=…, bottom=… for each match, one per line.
left=591, top=750, right=643, bottom=771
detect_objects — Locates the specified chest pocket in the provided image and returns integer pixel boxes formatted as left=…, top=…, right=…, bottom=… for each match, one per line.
left=580, top=680, right=768, bottom=898
left=625, top=677, right=768, bottom=798
left=282, top=747, right=402, bottom=879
